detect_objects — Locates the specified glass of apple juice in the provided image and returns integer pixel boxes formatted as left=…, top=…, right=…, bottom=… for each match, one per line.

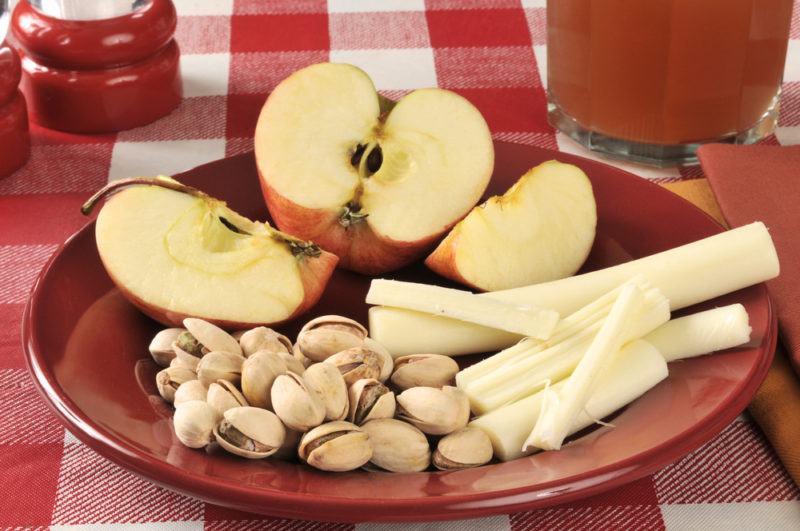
left=546, top=0, right=794, bottom=166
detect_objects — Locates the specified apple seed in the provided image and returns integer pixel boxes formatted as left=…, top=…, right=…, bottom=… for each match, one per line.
left=350, top=144, right=367, bottom=167
left=366, top=146, right=382, bottom=174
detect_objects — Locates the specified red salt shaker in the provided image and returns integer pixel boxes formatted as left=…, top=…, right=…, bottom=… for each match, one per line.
left=11, top=0, right=181, bottom=134
left=0, top=42, right=30, bottom=178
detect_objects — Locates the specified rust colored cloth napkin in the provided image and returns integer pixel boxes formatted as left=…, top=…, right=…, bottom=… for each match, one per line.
left=660, top=144, right=800, bottom=486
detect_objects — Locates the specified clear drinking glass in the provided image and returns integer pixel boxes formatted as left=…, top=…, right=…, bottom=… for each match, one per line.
left=28, top=0, right=151, bottom=20
left=1, top=0, right=9, bottom=42
left=546, top=0, right=794, bottom=166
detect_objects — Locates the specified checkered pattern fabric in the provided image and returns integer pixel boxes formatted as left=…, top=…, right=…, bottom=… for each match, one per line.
left=2, top=0, right=799, bottom=528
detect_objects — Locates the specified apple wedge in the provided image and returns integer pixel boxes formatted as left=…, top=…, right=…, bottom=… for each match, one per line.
left=82, top=177, right=338, bottom=329
left=255, top=62, right=494, bottom=275
left=426, top=161, right=597, bottom=291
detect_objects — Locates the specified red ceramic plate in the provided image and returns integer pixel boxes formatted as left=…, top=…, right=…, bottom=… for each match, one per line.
left=22, top=142, right=775, bottom=522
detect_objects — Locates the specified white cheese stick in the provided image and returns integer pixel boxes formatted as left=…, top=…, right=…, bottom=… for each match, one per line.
left=469, top=340, right=668, bottom=461
left=457, top=276, right=661, bottom=389
left=524, top=285, right=644, bottom=451
left=644, top=304, right=751, bottom=362
left=366, top=279, right=559, bottom=339
left=369, top=222, right=778, bottom=356
left=464, top=288, right=668, bottom=415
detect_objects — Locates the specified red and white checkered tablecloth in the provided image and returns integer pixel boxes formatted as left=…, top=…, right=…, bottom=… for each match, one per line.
left=2, top=0, right=800, bottom=529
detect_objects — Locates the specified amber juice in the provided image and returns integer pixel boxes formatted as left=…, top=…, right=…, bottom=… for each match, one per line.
left=547, top=0, right=793, bottom=164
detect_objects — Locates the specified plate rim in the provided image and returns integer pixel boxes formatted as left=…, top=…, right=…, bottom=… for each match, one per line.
left=21, top=143, right=778, bottom=522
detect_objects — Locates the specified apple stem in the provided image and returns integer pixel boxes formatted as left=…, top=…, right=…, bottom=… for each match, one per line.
left=81, top=176, right=205, bottom=216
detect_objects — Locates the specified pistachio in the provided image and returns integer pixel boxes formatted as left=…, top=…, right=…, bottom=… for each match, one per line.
left=364, top=338, right=393, bottom=383
left=172, top=343, right=202, bottom=371
left=396, top=386, right=470, bottom=435
left=241, top=351, right=287, bottom=409
left=156, top=366, right=196, bottom=403
left=173, top=400, right=217, bottom=448
left=175, top=330, right=204, bottom=356
left=271, top=372, right=326, bottom=431
left=196, top=351, right=244, bottom=387
left=207, top=380, right=249, bottom=417
left=292, top=343, right=313, bottom=370
left=173, top=379, right=208, bottom=407
left=279, top=351, right=307, bottom=375
left=303, top=363, right=349, bottom=421
left=214, top=406, right=285, bottom=459
left=149, top=328, right=184, bottom=367
left=433, top=427, right=493, bottom=470
left=183, top=318, right=243, bottom=356
left=324, top=347, right=381, bottom=387
left=298, top=421, right=372, bottom=472
left=361, top=419, right=430, bottom=473
left=239, top=326, right=292, bottom=357
left=296, top=315, right=367, bottom=362
left=390, top=354, right=459, bottom=391
left=348, top=379, right=395, bottom=425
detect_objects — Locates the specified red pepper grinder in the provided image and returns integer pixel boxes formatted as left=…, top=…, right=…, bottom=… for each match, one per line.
left=0, top=39, right=30, bottom=179
left=11, top=0, right=181, bottom=134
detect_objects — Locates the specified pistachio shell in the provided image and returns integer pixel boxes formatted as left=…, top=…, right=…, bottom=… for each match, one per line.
left=207, top=380, right=249, bottom=417
left=348, top=378, right=395, bottom=425
left=241, top=351, right=287, bottom=409
left=173, top=379, right=208, bottom=407
left=292, top=344, right=313, bottom=369
left=396, top=386, right=469, bottom=435
left=277, top=351, right=305, bottom=375
left=364, top=338, right=393, bottom=382
left=361, top=419, right=430, bottom=473
left=297, top=316, right=367, bottom=362
left=298, top=421, right=372, bottom=472
left=239, top=326, right=292, bottom=357
left=173, top=400, right=217, bottom=448
left=445, top=385, right=471, bottom=429
left=156, top=366, right=196, bottom=403
left=183, top=318, right=243, bottom=356
left=324, top=347, right=381, bottom=387
left=149, top=328, right=184, bottom=367
left=270, top=372, right=326, bottom=431
left=303, top=363, right=349, bottom=421
left=172, top=343, right=202, bottom=371
left=433, top=427, right=493, bottom=470
left=214, top=406, right=285, bottom=459
left=390, top=354, right=459, bottom=390
left=196, top=351, right=244, bottom=387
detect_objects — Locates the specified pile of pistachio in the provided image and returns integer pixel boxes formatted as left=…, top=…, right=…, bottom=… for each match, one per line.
left=150, top=316, right=493, bottom=472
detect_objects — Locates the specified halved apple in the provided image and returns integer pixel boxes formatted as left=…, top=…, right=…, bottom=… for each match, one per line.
left=426, top=161, right=597, bottom=291
left=82, top=177, right=338, bottom=329
left=255, top=62, right=494, bottom=275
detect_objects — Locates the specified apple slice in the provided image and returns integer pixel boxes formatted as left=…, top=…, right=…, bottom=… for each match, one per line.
left=426, top=161, right=597, bottom=291
left=82, top=177, right=338, bottom=329
left=255, top=62, right=494, bottom=275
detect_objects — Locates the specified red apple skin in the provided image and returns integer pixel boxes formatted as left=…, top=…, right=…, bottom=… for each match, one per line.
left=259, top=174, right=448, bottom=275
left=100, top=249, right=339, bottom=330
left=424, top=228, right=485, bottom=291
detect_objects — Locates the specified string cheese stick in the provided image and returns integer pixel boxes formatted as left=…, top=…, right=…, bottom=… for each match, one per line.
left=366, top=279, right=559, bottom=339
left=524, top=285, right=645, bottom=451
left=469, top=339, right=667, bottom=461
left=644, top=304, right=751, bottom=362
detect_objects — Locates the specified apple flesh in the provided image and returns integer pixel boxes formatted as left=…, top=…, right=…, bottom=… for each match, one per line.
left=426, top=161, right=597, bottom=291
left=255, top=63, right=494, bottom=275
left=83, top=177, right=338, bottom=329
